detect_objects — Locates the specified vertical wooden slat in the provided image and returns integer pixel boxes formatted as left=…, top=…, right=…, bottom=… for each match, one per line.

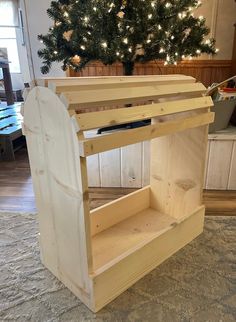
left=206, top=140, right=234, bottom=190
left=204, top=141, right=211, bottom=189
left=227, top=141, right=236, bottom=190
left=100, top=149, right=121, bottom=187
left=121, top=143, right=142, bottom=188
left=87, top=155, right=101, bottom=187
left=142, top=141, right=151, bottom=187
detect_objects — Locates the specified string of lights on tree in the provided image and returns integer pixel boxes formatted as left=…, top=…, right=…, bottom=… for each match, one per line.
left=38, top=0, right=218, bottom=75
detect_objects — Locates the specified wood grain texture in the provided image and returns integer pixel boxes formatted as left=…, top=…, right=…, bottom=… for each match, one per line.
left=99, top=149, right=121, bottom=188
left=90, top=186, right=150, bottom=236
left=75, top=97, right=213, bottom=131
left=227, top=142, right=236, bottom=190
left=79, top=112, right=214, bottom=156
left=61, top=83, right=206, bottom=109
left=24, top=87, right=93, bottom=295
left=47, top=75, right=196, bottom=94
left=69, top=60, right=233, bottom=87
left=92, top=206, right=205, bottom=312
left=87, top=154, right=100, bottom=187
left=206, top=140, right=234, bottom=190
left=37, top=75, right=195, bottom=88
left=150, top=111, right=209, bottom=220
left=121, top=143, right=142, bottom=188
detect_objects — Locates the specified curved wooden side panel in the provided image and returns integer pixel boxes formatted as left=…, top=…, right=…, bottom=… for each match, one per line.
left=23, top=87, right=94, bottom=307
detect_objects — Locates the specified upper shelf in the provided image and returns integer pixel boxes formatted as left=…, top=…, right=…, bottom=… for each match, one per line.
left=37, top=74, right=196, bottom=89
left=60, top=83, right=206, bottom=109
left=35, top=75, right=214, bottom=157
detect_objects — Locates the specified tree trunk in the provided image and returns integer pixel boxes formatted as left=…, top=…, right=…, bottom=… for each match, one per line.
left=123, top=61, right=135, bottom=75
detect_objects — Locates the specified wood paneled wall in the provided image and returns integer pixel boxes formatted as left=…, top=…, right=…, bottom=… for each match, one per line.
left=87, top=133, right=236, bottom=191
left=69, top=60, right=232, bottom=87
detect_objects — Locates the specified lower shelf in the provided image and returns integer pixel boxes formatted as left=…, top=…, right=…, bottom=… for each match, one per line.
left=40, top=184, right=205, bottom=312
left=91, top=205, right=205, bottom=312
left=92, top=207, right=175, bottom=271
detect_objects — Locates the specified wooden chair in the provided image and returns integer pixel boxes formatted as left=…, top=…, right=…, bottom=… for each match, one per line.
left=23, top=75, right=214, bottom=312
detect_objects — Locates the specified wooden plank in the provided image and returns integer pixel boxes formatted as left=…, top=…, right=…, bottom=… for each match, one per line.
left=121, top=143, right=142, bottom=188
left=79, top=112, right=215, bottom=157
left=0, top=125, right=22, bottom=136
left=85, top=130, right=101, bottom=187
left=90, top=186, right=150, bottom=236
left=150, top=111, right=209, bottom=220
left=23, top=87, right=93, bottom=297
left=99, top=149, right=121, bottom=187
left=206, top=140, right=234, bottom=190
left=92, top=208, right=174, bottom=270
left=49, top=75, right=196, bottom=93
left=92, top=206, right=205, bottom=312
left=87, top=154, right=101, bottom=187
left=75, top=96, right=213, bottom=131
left=142, top=141, right=151, bottom=187
left=204, top=141, right=211, bottom=189
left=0, top=109, right=17, bottom=118
left=37, top=75, right=196, bottom=88
left=0, top=116, right=22, bottom=129
left=228, top=142, right=236, bottom=190
left=61, top=83, right=206, bottom=109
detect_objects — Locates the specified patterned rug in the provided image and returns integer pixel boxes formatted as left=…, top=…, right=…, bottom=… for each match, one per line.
left=0, top=213, right=235, bottom=322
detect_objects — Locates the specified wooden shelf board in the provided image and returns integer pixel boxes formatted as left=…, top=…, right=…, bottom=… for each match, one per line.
left=92, top=207, right=175, bottom=271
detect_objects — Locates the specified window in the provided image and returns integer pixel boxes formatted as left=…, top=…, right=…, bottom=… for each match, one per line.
left=0, top=0, right=20, bottom=73
left=0, top=27, right=20, bottom=73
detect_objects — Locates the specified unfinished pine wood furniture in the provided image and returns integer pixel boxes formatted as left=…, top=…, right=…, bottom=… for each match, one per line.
left=23, top=75, right=214, bottom=312
left=36, top=75, right=232, bottom=190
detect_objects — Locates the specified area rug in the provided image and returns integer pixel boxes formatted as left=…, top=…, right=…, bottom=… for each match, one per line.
left=0, top=213, right=235, bottom=322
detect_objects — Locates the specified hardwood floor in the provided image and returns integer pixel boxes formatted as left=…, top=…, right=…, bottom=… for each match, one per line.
left=0, top=148, right=235, bottom=215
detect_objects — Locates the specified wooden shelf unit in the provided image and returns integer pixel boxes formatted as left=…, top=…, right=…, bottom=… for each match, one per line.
left=23, top=75, right=214, bottom=312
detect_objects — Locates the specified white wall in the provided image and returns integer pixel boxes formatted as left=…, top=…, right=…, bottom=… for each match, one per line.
left=21, top=0, right=65, bottom=79
left=196, top=0, right=236, bottom=60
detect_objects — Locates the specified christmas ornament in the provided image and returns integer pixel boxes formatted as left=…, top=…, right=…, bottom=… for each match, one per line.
left=117, top=11, right=125, bottom=18
left=71, top=55, right=81, bottom=64
left=63, top=30, right=73, bottom=41
left=135, top=45, right=144, bottom=56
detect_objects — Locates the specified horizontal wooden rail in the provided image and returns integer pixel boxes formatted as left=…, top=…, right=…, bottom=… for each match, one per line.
left=75, top=96, right=213, bottom=131
left=90, top=186, right=150, bottom=236
left=61, top=82, right=206, bottom=109
left=37, top=75, right=196, bottom=88
left=79, top=112, right=215, bottom=156
left=49, top=76, right=196, bottom=93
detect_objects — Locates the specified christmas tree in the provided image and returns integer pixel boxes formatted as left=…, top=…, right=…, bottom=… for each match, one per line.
left=38, top=0, right=217, bottom=75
